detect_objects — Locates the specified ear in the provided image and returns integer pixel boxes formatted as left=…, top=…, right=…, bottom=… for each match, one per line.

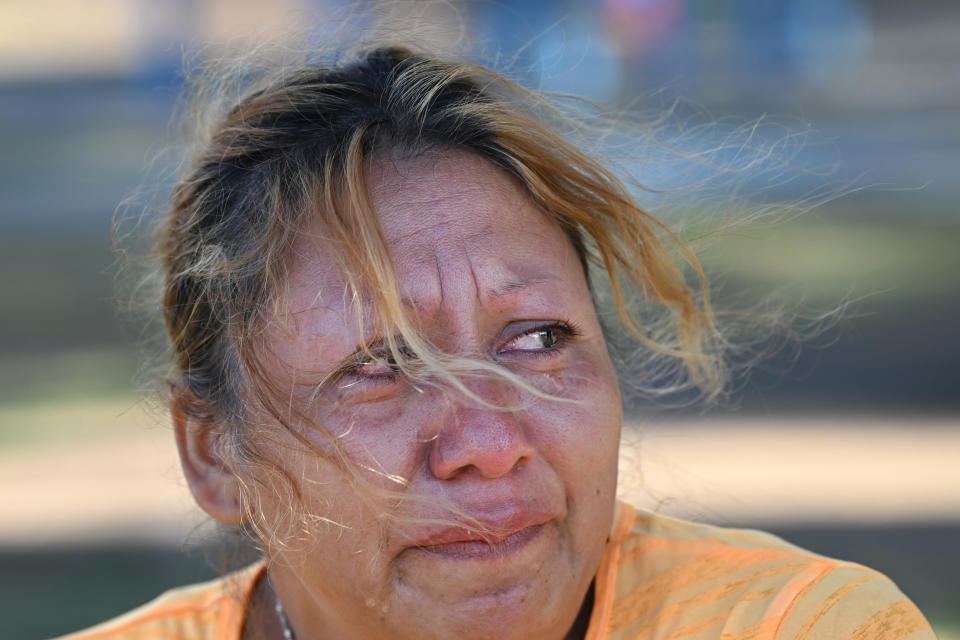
left=171, top=390, right=245, bottom=525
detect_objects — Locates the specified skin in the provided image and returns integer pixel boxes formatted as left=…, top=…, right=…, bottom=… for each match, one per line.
left=176, top=149, right=623, bottom=640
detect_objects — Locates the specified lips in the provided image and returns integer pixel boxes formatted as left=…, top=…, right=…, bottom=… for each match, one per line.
left=403, top=508, right=554, bottom=560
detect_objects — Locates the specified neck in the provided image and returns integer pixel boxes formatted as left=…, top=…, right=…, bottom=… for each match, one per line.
left=242, top=572, right=289, bottom=640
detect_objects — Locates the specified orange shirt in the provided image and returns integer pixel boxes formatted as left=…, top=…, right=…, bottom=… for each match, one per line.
left=57, top=503, right=937, bottom=640
left=586, top=504, right=936, bottom=639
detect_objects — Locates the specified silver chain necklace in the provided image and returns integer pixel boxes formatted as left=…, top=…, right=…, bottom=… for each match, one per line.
left=272, top=584, right=296, bottom=640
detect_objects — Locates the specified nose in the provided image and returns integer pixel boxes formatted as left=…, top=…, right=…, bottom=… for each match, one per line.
left=428, top=382, right=536, bottom=481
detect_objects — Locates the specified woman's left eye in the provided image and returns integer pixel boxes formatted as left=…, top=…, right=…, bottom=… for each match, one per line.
left=500, top=322, right=578, bottom=355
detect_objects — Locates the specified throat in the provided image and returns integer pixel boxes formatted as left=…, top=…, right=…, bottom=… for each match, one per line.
left=241, top=572, right=288, bottom=640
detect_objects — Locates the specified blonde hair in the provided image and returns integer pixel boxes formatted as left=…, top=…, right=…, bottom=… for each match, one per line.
left=159, top=44, right=725, bottom=544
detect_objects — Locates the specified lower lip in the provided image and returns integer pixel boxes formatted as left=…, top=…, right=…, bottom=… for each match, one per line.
left=413, top=524, right=545, bottom=561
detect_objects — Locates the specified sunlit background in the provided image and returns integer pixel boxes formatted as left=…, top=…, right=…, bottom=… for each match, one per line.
left=1, top=1, right=958, bottom=638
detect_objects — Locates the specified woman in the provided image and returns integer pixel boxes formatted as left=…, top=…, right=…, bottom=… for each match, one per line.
left=61, top=46, right=935, bottom=639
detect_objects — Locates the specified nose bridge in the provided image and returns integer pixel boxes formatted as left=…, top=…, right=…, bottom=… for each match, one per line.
left=428, top=376, right=536, bottom=480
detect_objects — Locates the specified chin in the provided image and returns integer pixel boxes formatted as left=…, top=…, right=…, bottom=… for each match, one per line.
left=431, top=590, right=569, bottom=640
left=394, top=561, right=581, bottom=640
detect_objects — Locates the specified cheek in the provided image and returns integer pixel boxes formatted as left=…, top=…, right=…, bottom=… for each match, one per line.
left=235, top=405, right=401, bottom=547
left=308, top=398, right=432, bottom=488
left=527, top=350, right=622, bottom=484
left=241, top=443, right=355, bottom=535
left=248, top=442, right=403, bottom=602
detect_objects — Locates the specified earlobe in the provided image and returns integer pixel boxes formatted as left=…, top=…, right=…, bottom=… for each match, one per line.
left=171, top=392, right=245, bottom=525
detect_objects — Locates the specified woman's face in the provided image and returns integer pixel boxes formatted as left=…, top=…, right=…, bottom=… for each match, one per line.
left=256, top=149, right=622, bottom=640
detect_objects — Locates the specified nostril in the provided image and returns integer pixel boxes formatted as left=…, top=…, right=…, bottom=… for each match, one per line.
left=428, top=410, right=536, bottom=481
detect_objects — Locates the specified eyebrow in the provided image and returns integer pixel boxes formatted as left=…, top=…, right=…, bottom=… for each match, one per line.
left=483, top=276, right=560, bottom=302
left=390, top=276, right=559, bottom=313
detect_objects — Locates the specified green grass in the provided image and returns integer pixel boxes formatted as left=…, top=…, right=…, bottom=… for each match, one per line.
left=0, top=233, right=127, bottom=353
left=0, top=545, right=223, bottom=640
left=698, top=218, right=960, bottom=306
left=0, top=391, right=151, bottom=448
left=0, top=346, right=153, bottom=449
left=0, top=347, right=140, bottom=405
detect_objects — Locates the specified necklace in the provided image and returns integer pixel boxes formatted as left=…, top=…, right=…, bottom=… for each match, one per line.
left=273, top=588, right=296, bottom=640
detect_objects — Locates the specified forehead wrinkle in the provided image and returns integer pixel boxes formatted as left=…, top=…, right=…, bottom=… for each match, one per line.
left=384, top=214, right=449, bottom=247
left=414, top=240, right=483, bottom=345
left=460, top=230, right=568, bottom=305
left=484, top=276, right=563, bottom=302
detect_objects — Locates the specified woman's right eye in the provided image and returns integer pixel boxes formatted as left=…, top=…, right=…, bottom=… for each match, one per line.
left=336, top=349, right=412, bottom=394
left=352, top=355, right=402, bottom=381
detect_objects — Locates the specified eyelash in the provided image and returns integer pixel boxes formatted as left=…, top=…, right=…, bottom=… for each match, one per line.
left=338, top=350, right=410, bottom=388
left=338, top=320, right=582, bottom=389
left=498, top=321, right=581, bottom=359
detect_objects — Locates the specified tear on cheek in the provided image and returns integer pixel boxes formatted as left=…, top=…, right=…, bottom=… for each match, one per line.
left=535, top=366, right=605, bottom=400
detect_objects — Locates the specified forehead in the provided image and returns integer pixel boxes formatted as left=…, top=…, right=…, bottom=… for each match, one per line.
left=290, top=149, right=580, bottom=306
left=276, top=149, right=587, bottom=357
left=366, top=150, right=565, bottom=267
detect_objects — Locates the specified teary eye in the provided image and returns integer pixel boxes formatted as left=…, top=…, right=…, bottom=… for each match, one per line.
left=353, top=355, right=401, bottom=379
left=499, top=322, right=580, bottom=355
left=504, top=328, right=559, bottom=352
left=336, top=345, right=414, bottom=391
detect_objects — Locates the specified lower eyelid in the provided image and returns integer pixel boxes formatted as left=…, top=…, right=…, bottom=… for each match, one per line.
left=500, top=336, right=570, bottom=358
left=338, top=371, right=398, bottom=389
left=356, top=372, right=401, bottom=385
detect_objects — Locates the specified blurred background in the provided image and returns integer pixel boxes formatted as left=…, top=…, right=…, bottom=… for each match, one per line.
left=1, top=0, right=957, bottom=638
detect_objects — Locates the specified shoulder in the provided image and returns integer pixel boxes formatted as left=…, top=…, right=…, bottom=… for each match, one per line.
left=599, top=504, right=936, bottom=640
left=52, top=562, right=264, bottom=640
